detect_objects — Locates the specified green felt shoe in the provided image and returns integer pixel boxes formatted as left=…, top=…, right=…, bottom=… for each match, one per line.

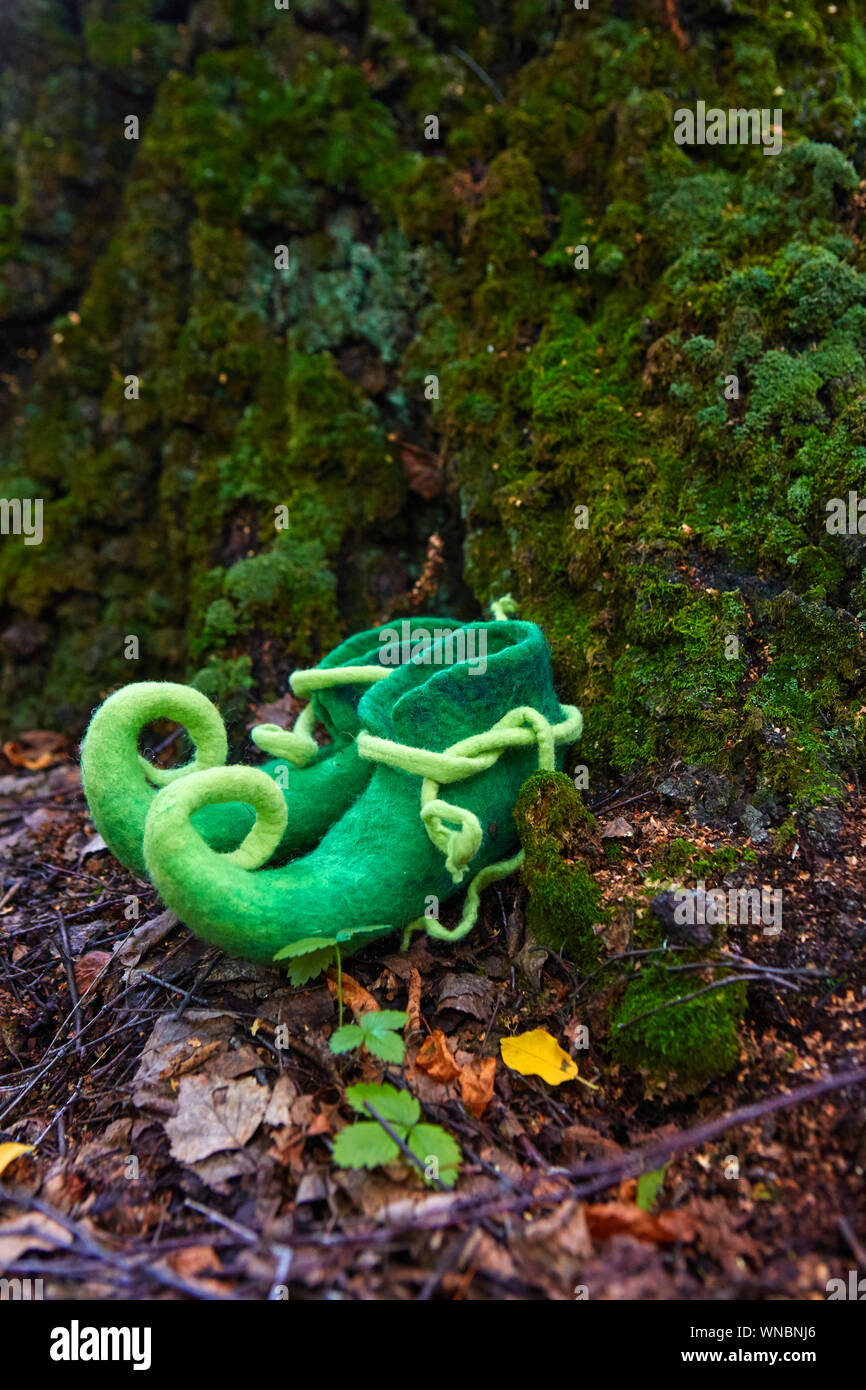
left=80, top=617, right=454, bottom=877
left=141, top=619, right=582, bottom=963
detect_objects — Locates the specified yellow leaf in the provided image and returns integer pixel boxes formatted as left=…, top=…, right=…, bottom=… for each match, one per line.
left=0, top=1142, right=34, bottom=1176
left=500, top=1029, right=578, bottom=1086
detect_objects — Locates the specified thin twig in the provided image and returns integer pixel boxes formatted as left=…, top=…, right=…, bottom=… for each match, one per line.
left=54, top=912, right=83, bottom=1055
left=838, top=1215, right=866, bottom=1271
left=0, top=1183, right=227, bottom=1300
left=451, top=45, right=505, bottom=103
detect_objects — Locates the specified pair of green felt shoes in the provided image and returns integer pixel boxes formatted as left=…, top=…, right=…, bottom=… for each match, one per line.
left=80, top=609, right=582, bottom=965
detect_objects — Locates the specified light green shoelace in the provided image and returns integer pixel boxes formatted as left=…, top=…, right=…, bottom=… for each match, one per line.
left=358, top=702, right=583, bottom=944
left=251, top=597, right=520, bottom=768
left=250, top=665, right=391, bottom=765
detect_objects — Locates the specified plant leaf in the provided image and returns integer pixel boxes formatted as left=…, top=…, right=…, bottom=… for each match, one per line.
left=332, top=1123, right=401, bottom=1171
left=361, top=1010, right=408, bottom=1034
left=335, top=923, right=391, bottom=945
left=0, top=1142, right=34, bottom=1177
left=274, top=936, right=337, bottom=985
left=286, top=947, right=337, bottom=986
left=500, top=1028, right=578, bottom=1086
left=364, top=1029, right=406, bottom=1064
left=328, top=1025, right=364, bottom=1055
left=347, top=1082, right=420, bottom=1128
left=458, top=1055, right=496, bottom=1118
left=415, top=1029, right=460, bottom=1082
left=273, top=936, right=336, bottom=961
left=407, top=1124, right=462, bottom=1188
left=636, top=1164, right=669, bottom=1212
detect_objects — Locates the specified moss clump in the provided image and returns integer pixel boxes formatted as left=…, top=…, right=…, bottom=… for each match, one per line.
left=513, top=771, right=604, bottom=970
left=610, top=961, right=746, bottom=1091
left=651, top=837, right=757, bottom=880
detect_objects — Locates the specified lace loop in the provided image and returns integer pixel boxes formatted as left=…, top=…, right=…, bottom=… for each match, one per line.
left=251, top=664, right=391, bottom=768
left=358, top=703, right=583, bottom=886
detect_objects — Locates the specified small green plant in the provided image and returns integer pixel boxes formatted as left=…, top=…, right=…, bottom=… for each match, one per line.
left=636, top=1163, right=669, bottom=1212
left=330, top=1010, right=408, bottom=1063
left=332, top=1083, right=462, bottom=1187
left=274, top=924, right=388, bottom=1024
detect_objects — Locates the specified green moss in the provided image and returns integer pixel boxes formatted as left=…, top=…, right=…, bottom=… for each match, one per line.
left=610, top=962, right=747, bottom=1090
left=2, top=0, right=866, bottom=824
left=513, top=771, right=604, bottom=970
left=651, top=837, right=757, bottom=881
left=770, top=815, right=798, bottom=853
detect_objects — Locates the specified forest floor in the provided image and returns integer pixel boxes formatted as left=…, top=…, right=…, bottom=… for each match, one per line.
left=0, top=732, right=865, bottom=1301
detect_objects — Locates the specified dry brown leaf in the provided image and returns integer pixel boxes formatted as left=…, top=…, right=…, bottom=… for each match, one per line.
left=167, top=1244, right=226, bottom=1294
left=73, top=950, right=112, bottom=995
left=268, top=1128, right=306, bottom=1171
left=600, top=816, right=635, bottom=840
left=0, top=1211, right=74, bottom=1263
left=132, top=1011, right=260, bottom=1113
left=3, top=730, right=68, bottom=770
left=164, top=1074, right=269, bottom=1164
left=584, top=1201, right=696, bottom=1246
left=395, top=438, right=442, bottom=499
left=263, top=1074, right=298, bottom=1128
left=307, top=1109, right=333, bottom=1137
left=115, top=909, right=178, bottom=969
left=597, top=903, right=634, bottom=954
left=416, top=1029, right=460, bottom=1083
left=248, top=694, right=298, bottom=729
left=326, top=968, right=379, bottom=1017
left=406, top=966, right=422, bottom=1036
left=458, top=1056, right=496, bottom=1118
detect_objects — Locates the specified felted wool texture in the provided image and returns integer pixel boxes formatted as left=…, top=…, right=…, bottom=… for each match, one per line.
left=80, top=619, right=454, bottom=878
left=142, top=620, right=576, bottom=963
left=81, top=682, right=229, bottom=878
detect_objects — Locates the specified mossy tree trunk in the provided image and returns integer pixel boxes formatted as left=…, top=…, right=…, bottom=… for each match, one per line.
left=1, top=0, right=865, bottom=817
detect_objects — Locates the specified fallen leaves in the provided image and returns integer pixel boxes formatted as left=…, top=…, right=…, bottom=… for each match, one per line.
left=164, top=1244, right=225, bottom=1296
left=132, top=1011, right=261, bottom=1114
left=115, top=909, right=178, bottom=971
left=584, top=1201, right=696, bottom=1247
left=326, top=968, right=379, bottom=1018
left=416, top=1029, right=460, bottom=1083
left=2, top=711, right=860, bottom=1305
left=2, top=730, right=68, bottom=770
left=501, top=1028, right=578, bottom=1086
left=458, top=1056, right=496, bottom=1118
left=164, top=1074, right=269, bottom=1164
left=0, top=1141, right=34, bottom=1177
left=415, top=1031, right=496, bottom=1116
left=73, top=950, right=112, bottom=995
left=394, top=438, right=442, bottom=500
left=600, top=816, right=636, bottom=841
